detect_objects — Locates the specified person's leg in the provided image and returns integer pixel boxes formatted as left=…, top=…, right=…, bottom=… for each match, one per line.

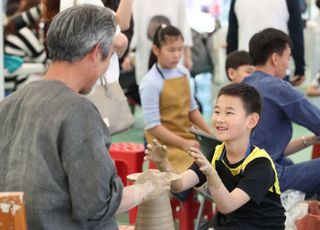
left=282, top=157, right=294, bottom=166
left=280, top=159, right=320, bottom=198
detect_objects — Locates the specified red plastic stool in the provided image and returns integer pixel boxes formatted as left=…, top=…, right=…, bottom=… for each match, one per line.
left=109, top=143, right=145, bottom=225
left=311, top=144, right=320, bottom=159
left=171, top=190, right=214, bottom=230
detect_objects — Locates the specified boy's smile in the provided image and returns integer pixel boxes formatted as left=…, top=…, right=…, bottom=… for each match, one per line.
left=212, top=95, right=251, bottom=143
left=216, top=126, right=228, bottom=131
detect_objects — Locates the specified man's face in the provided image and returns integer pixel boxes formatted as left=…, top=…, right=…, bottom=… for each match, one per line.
left=274, top=45, right=291, bottom=79
left=80, top=48, right=113, bottom=95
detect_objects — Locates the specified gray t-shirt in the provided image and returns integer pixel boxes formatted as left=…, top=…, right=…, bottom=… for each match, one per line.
left=0, top=80, right=123, bottom=229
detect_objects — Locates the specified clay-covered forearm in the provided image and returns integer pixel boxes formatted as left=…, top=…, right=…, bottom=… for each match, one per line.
left=116, top=184, right=149, bottom=214
left=116, top=170, right=171, bottom=214
left=171, top=170, right=198, bottom=193
left=157, top=158, right=176, bottom=173
left=170, top=179, right=184, bottom=193
left=206, top=169, right=222, bottom=190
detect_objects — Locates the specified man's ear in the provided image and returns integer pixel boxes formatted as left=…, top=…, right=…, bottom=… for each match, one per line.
left=270, top=53, right=278, bottom=66
left=89, top=43, right=103, bottom=60
left=247, top=112, right=259, bottom=129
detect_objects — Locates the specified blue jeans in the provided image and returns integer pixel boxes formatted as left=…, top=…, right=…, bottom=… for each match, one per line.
left=279, top=158, right=320, bottom=198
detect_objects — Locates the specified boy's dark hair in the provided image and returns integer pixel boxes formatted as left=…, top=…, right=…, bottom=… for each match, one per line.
left=148, top=25, right=183, bottom=69
left=225, top=50, right=253, bottom=81
left=249, top=28, right=292, bottom=66
left=217, top=83, right=262, bottom=116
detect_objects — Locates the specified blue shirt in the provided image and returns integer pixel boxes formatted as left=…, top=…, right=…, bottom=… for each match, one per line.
left=243, top=71, right=320, bottom=171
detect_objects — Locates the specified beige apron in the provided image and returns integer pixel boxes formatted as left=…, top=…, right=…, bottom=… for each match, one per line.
left=145, top=72, right=196, bottom=173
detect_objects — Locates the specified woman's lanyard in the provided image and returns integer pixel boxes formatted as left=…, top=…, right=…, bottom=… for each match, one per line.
left=219, top=143, right=252, bottom=163
left=155, top=63, right=165, bottom=79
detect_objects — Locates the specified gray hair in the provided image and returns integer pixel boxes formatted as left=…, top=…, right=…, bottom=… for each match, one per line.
left=47, top=4, right=116, bottom=62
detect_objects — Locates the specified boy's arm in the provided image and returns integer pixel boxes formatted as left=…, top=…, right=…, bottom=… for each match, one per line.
left=145, top=140, right=200, bottom=193
left=188, top=147, right=250, bottom=214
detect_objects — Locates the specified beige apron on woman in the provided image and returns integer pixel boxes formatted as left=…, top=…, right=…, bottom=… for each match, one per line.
left=145, top=68, right=196, bottom=173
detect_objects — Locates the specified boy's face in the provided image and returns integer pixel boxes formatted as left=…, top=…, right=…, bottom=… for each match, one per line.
left=228, top=65, right=255, bottom=83
left=211, top=95, right=258, bottom=143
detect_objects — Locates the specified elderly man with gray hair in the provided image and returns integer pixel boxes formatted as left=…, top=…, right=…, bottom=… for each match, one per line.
left=0, top=5, right=170, bottom=229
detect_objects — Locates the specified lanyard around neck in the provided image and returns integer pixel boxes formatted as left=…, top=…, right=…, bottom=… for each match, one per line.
left=219, top=142, right=252, bottom=162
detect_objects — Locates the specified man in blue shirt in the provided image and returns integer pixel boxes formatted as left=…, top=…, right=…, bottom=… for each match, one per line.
left=227, top=0, right=305, bottom=86
left=243, top=28, right=320, bottom=198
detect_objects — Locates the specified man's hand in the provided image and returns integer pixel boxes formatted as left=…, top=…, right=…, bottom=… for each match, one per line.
left=290, top=75, right=305, bottom=86
left=135, top=169, right=171, bottom=201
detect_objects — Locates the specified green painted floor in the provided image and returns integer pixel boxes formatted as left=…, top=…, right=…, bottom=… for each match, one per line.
left=112, top=84, right=319, bottom=226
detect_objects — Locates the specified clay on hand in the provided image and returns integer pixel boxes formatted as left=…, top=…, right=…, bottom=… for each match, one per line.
left=144, top=139, right=168, bottom=163
left=188, top=147, right=222, bottom=189
left=135, top=169, right=171, bottom=201
left=188, top=147, right=214, bottom=176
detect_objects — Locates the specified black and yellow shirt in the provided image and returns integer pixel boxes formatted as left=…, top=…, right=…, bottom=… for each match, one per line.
left=190, top=143, right=286, bottom=229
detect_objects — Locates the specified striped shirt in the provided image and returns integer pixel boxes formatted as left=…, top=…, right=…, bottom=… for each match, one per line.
left=4, top=26, right=47, bottom=92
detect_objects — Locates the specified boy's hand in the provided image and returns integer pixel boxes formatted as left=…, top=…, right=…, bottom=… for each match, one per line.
left=188, top=147, right=222, bottom=189
left=188, top=147, right=215, bottom=177
left=144, top=139, right=168, bottom=163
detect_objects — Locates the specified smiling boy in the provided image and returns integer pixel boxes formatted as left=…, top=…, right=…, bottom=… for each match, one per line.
left=146, top=83, right=286, bottom=229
